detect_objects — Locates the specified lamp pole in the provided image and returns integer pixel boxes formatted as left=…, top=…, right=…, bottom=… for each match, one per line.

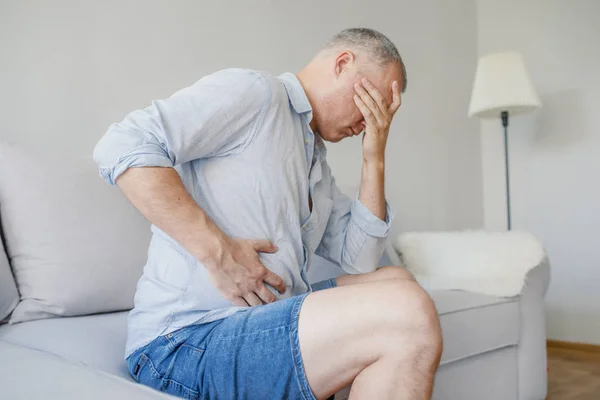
left=501, top=111, right=511, bottom=231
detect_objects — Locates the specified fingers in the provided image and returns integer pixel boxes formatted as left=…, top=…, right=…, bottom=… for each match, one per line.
left=255, top=285, right=277, bottom=304
left=354, top=82, right=385, bottom=125
left=253, top=240, right=278, bottom=254
left=354, top=78, right=402, bottom=125
left=389, top=80, right=401, bottom=114
left=361, top=78, right=388, bottom=114
left=251, top=240, right=286, bottom=293
left=354, top=95, right=377, bottom=127
left=232, top=297, right=248, bottom=307
left=236, top=286, right=277, bottom=308
left=263, top=269, right=287, bottom=294
left=243, top=292, right=263, bottom=307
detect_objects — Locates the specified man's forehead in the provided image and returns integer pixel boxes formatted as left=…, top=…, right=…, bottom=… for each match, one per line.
left=373, top=78, right=398, bottom=103
left=364, top=65, right=403, bottom=102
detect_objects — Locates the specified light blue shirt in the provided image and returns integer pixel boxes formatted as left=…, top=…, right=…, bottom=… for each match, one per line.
left=93, top=69, right=394, bottom=358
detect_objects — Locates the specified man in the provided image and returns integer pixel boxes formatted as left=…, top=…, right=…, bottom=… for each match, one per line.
left=94, top=28, right=442, bottom=400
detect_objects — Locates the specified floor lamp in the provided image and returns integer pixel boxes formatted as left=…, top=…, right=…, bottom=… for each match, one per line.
left=468, top=52, right=541, bottom=230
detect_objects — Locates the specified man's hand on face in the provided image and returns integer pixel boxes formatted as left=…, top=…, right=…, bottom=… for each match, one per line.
left=203, top=237, right=287, bottom=307
left=353, top=78, right=401, bottom=163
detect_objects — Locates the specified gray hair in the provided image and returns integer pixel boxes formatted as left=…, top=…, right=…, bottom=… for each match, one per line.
left=323, top=28, right=407, bottom=93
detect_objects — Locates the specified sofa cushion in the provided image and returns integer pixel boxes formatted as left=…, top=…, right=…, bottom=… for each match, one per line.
left=0, top=142, right=151, bottom=324
left=0, top=217, right=19, bottom=321
left=0, top=340, right=175, bottom=399
left=432, top=290, right=520, bottom=364
left=0, top=311, right=131, bottom=379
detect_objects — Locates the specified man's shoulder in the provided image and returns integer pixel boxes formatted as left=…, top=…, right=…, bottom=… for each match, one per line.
left=203, top=68, right=279, bottom=88
left=197, top=68, right=286, bottom=102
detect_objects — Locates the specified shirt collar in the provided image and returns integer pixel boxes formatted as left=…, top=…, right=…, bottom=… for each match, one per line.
left=278, top=73, right=313, bottom=115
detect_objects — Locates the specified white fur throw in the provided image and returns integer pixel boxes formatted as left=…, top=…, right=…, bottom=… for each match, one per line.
left=395, top=230, right=546, bottom=297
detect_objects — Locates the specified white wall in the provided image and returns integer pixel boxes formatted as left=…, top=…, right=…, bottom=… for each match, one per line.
left=477, top=0, right=600, bottom=343
left=6, top=0, right=596, bottom=344
left=0, top=0, right=483, bottom=237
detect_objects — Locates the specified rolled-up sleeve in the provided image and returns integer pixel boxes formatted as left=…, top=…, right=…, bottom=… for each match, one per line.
left=316, top=178, right=395, bottom=275
left=93, top=69, right=269, bottom=185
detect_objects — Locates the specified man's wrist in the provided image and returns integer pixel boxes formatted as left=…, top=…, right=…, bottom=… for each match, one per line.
left=182, top=214, right=229, bottom=269
left=194, top=233, right=229, bottom=270
left=362, top=156, right=385, bottom=171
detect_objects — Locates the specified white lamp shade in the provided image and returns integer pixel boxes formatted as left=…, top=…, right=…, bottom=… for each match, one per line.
left=468, top=52, right=541, bottom=119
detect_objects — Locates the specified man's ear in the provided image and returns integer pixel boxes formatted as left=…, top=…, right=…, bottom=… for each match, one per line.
left=334, top=51, right=356, bottom=78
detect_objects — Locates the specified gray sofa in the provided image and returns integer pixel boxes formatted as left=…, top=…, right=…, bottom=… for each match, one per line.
left=0, top=143, right=549, bottom=399
left=0, top=243, right=550, bottom=400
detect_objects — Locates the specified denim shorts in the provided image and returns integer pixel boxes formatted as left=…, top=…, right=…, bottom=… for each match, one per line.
left=126, top=278, right=337, bottom=400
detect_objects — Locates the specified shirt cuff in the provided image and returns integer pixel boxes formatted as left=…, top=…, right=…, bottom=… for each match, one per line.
left=350, top=197, right=395, bottom=238
left=98, top=145, right=174, bottom=186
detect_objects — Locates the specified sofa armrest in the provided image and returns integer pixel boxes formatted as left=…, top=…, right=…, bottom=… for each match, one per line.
left=517, top=257, right=551, bottom=400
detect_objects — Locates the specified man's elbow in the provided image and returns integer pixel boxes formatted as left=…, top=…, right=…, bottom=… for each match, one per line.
left=340, top=255, right=379, bottom=275
left=92, top=130, right=116, bottom=168
left=341, top=243, right=386, bottom=274
left=93, top=131, right=127, bottom=186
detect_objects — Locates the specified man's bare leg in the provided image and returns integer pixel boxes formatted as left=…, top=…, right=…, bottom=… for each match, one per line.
left=298, top=266, right=442, bottom=400
left=336, top=265, right=416, bottom=286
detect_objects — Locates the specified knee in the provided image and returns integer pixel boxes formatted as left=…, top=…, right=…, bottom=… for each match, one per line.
left=376, top=265, right=416, bottom=281
left=381, top=281, right=443, bottom=361
left=412, top=295, right=443, bottom=362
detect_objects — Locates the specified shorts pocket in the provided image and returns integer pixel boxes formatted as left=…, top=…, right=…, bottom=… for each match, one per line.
left=129, top=353, right=150, bottom=383
left=140, top=342, right=203, bottom=400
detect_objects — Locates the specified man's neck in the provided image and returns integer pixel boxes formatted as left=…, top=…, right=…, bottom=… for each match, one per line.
left=295, top=68, right=319, bottom=133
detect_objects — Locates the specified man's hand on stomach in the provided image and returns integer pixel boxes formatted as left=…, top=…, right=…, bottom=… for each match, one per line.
left=116, top=167, right=286, bottom=307
left=203, top=236, right=286, bottom=307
